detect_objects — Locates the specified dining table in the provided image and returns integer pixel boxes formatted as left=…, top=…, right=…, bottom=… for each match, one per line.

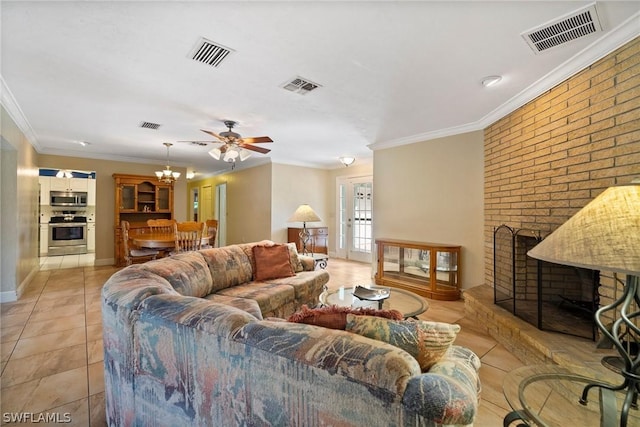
left=132, top=232, right=211, bottom=249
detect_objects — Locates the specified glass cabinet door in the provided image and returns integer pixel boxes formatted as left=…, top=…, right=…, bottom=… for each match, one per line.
left=435, top=250, right=459, bottom=292
left=157, top=187, right=170, bottom=211
left=120, top=184, right=136, bottom=211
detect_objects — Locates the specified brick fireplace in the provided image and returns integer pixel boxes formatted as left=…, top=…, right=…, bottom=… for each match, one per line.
left=483, top=36, right=640, bottom=340
left=493, top=224, right=599, bottom=340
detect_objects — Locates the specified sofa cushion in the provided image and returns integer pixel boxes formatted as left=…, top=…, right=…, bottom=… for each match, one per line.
left=253, top=244, right=295, bottom=281
left=267, top=270, right=329, bottom=306
left=345, top=314, right=460, bottom=371
left=216, top=282, right=296, bottom=317
left=287, top=304, right=403, bottom=329
left=141, top=252, right=213, bottom=297
left=200, top=246, right=254, bottom=292
left=203, top=294, right=264, bottom=320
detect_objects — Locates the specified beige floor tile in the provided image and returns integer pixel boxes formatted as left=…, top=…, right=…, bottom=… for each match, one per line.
left=1, top=325, right=24, bottom=343
left=39, top=287, right=85, bottom=300
left=481, top=343, right=525, bottom=372
left=476, top=398, right=509, bottom=426
left=34, top=294, right=86, bottom=312
left=478, top=363, right=511, bottom=412
left=454, top=319, right=501, bottom=358
left=88, top=362, right=104, bottom=396
left=86, top=309, right=102, bottom=326
left=1, top=366, right=88, bottom=414
left=1, top=341, right=16, bottom=364
left=86, top=324, right=103, bottom=342
left=85, top=297, right=101, bottom=313
left=0, top=300, right=36, bottom=316
left=28, top=304, right=86, bottom=323
left=1, top=311, right=31, bottom=329
left=89, top=392, right=106, bottom=427
left=21, top=313, right=86, bottom=339
left=87, top=339, right=104, bottom=365
left=1, top=344, right=87, bottom=388
left=11, top=327, right=86, bottom=359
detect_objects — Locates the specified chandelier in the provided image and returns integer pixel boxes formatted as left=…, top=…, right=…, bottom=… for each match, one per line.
left=155, top=142, right=181, bottom=184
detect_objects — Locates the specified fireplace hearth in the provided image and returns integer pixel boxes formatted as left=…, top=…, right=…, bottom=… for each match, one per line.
left=493, top=224, right=600, bottom=340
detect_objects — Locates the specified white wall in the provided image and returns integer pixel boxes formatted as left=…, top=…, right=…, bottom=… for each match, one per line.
left=373, top=131, right=484, bottom=290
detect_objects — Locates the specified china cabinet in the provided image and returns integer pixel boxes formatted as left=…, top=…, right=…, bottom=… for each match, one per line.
left=113, top=174, right=174, bottom=266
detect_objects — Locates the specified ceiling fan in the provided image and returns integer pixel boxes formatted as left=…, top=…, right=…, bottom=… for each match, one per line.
left=182, top=120, right=273, bottom=165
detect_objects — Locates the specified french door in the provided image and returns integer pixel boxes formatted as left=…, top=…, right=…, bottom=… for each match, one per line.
left=336, top=176, right=373, bottom=263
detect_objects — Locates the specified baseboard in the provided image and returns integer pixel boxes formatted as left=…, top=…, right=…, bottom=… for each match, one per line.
left=95, top=258, right=115, bottom=267
left=0, top=290, right=18, bottom=303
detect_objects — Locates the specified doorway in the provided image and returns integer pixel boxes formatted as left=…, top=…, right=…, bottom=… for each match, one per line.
left=191, top=188, right=199, bottom=221
left=215, top=183, right=227, bottom=246
left=336, top=176, right=373, bottom=263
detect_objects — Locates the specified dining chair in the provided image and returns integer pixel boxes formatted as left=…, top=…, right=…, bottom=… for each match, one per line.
left=202, top=219, right=218, bottom=249
left=147, top=218, right=176, bottom=235
left=172, top=221, right=204, bottom=254
left=121, top=220, right=159, bottom=266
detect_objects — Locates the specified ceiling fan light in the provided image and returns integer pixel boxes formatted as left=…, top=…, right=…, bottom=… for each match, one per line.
left=481, top=75, right=502, bottom=87
left=224, top=148, right=239, bottom=161
left=209, top=147, right=222, bottom=160
left=239, top=149, right=252, bottom=161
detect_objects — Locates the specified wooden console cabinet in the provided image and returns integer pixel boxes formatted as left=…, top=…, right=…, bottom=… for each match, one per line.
left=375, top=238, right=461, bottom=301
left=113, top=174, right=174, bottom=266
left=288, top=227, right=328, bottom=254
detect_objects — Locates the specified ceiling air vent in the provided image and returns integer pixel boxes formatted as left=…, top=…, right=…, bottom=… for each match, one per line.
left=282, top=76, right=322, bottom=95
left=522, top=4, right=602, bottom=54
left=189, top=37, right=234, bottom=68
left=140, top=121, right=161, bottom=130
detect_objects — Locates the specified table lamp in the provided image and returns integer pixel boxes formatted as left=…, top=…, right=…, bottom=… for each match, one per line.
left=527, top=182, right=640, bottom=425
left=288, top=204, right=321, bottom=255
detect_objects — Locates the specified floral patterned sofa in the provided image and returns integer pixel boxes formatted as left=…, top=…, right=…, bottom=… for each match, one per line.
left=102, top=241, right=481, bottom=426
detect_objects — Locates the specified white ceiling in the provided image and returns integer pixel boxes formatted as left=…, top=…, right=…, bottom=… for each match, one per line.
left=2, top=1, right=639, bottom=176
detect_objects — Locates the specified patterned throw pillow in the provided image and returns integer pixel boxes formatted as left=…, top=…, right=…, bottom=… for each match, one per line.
left=252, top=244, right=295, bottom=281
left=345, top=314, right=460, bottom=371
left=287, top=304, right=403, bottom=330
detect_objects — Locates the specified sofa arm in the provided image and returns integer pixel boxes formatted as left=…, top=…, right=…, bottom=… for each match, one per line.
left=402, top=373, right=477, bottom=426
left=298, top=254, right=316, bottom=271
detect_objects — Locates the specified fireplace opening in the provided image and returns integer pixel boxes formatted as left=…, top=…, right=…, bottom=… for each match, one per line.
left=493, top=224, right=599, bottom=340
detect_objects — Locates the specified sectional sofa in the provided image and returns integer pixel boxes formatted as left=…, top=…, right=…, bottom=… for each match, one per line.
left=102, top=241, right=481, bottom=426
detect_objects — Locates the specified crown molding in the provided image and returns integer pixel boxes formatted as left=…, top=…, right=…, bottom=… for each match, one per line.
left=369, top=10, right=640, bottom=152
left=0, top=75, right=41, bottom=151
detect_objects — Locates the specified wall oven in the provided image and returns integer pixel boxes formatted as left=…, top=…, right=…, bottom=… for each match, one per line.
left=48, top=217, right=88, bottom=255
left=50, top=191, right=88, bottom=207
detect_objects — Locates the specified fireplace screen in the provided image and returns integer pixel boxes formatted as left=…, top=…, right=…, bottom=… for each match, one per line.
left=493, top=224, right=599, bottom=340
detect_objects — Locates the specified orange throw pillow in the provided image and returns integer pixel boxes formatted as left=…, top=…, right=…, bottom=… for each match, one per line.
left=253, top=244, right=295, bottom=281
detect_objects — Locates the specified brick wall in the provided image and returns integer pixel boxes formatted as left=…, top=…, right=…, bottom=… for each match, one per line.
left=484, top=36, right=640, bottom=325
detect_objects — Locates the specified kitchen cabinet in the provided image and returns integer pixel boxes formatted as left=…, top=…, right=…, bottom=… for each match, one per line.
left=288, top=227, right=328, bottom=254
left=50, top=177, right=88, bottom=192
left=39, top=224, right=49, bottom=256
left=87, top=179, right=97, bottom=206
left=375, top=238, right=461, bottom=301
left=113, top=174, right=174, bottom=266
left=87, top=223, right=96, bottom=252
left=39, top=177, right=51, bottom=205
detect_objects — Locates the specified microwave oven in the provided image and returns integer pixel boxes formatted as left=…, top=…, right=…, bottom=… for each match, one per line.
left=50, top=191, right=88, bottom=207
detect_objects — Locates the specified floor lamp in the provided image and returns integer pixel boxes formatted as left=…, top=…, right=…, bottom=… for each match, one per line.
left=527, top=183, right=640, bottom=427
left=288, top=204, right=321, bottom=255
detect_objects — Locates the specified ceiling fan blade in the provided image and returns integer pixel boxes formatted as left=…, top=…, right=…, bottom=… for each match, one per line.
left=200, top=129, right=223, bottom=140
left=241, top=136, right=273, bottom=144
left=239, top=143, right=271, bottom=154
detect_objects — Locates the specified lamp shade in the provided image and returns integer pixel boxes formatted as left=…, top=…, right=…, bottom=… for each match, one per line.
left=288, top=204, right=322, bottom=223
left=527, top=184, right=640, bottom=275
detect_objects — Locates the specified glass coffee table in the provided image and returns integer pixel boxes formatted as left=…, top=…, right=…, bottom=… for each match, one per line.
left=503, top=365, right=640, bottom=426
left=319, top=285, right=428, bottom=318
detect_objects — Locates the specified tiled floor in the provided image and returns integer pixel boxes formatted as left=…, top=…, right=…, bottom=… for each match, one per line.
left=1, top=256, right=519, bottom=426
